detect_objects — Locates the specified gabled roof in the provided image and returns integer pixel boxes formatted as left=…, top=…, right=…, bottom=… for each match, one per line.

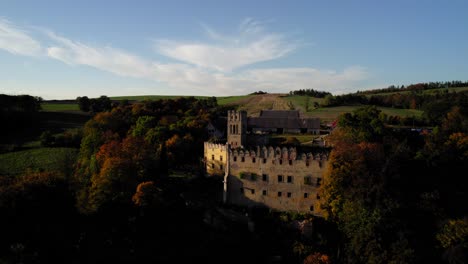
left=259, top=110, right=300, bottom=119
left=247, top=110, right=320, bottom=129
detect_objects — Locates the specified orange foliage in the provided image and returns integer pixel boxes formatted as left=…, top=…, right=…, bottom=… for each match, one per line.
left=132, top=181, right=162, bottom=208
left=303, top=252, right=331, bottom=264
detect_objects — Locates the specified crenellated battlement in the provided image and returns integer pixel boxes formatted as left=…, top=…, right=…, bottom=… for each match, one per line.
left=229, top=146, right=328, bottom=161
left=204, top=109, right=328, bottom=215
left=204, top=142, right=228, bottom=151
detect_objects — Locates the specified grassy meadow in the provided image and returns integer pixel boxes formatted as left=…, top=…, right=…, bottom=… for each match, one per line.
left=0, top=147, right=78, bottom=176
left=41, top=103, right=80, bottom=112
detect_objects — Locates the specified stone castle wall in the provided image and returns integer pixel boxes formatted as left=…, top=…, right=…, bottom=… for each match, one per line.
left=227, top=146, right=327, bottom=215
left=205, top=110, right=328, bottom=215
left=204, top=142, right=228, bottom=177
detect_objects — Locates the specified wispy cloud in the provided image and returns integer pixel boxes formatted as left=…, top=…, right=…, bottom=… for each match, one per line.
left=240, top=66, right=370, bottom=94
left=0, top=19, right=42, bottom=56
left=155, top=19, right=296, bottom=72
left=0, top=18, right=371, bottom=96
left=46, top=31, right=155, bottom=78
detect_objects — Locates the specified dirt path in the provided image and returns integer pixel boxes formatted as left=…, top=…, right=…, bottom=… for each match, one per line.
left=236, top=94, right=293, bottom=116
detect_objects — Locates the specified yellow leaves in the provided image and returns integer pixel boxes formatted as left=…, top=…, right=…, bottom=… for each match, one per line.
left=444, top=132, right=468, bottom=159
left=436, top=218, right=468, bottom=249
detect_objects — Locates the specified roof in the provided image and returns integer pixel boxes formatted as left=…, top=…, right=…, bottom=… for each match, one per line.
left=248, top=110, right=320, bottom=129
left=259, top=110, right=300, bottom=119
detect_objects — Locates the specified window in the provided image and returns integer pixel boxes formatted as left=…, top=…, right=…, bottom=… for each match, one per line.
left=220, top=156, right=223, bottom=161
left=278, top=175, right=283, bottom=183
left=252, top=157, right=256, bottom=163
left=316, top=194, right=321, bottom=200
left=316, top=178, right=322, bottom=186
left=287, top=192, right=292, bottom=198
left=287, top=176, right=293, bottom=183
left=263, top=158, right=267, bottom=164
left=212, top=155, right=215, bottom=160
left=262, top=174, right=268, bottom=182
left=279, top=159, right=283, bottom=165
left=241, top=157, right=245, bottom=162
left=211, top=164, right=215, bottom=169
left=262, top=190, right=267, bottom=196
left=304, top=193, right=309, bottom=198
left=306, top=161, right=310, bottom=167
left=278, top=192, right=282, bottom=197
left=310, top=205, right=314, bottom=212
left=251, top=189, right=255, bottom=194
left=251, top=173, right=258, bottom=181
left=220, top=165, right=223, bottom=170
left=289, top=160, right=292, bottom=165
left=304, top=176, right=312, bottom=185
left=233, top=156, right=237, bottom=162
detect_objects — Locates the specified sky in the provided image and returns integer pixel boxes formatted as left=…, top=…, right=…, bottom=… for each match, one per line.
left=0, top=0, right=467, bottom=99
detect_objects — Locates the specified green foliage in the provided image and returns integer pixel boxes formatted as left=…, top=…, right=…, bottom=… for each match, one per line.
left=74, top=97, right=215, bottom=213
left=132, top=115, right=157, bottom=137
left=337, top=106, right=386, bottom=143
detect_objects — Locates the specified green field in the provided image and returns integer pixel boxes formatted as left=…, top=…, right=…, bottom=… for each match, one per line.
left=304, top=105, right=423, bottom=123
left=0, top=147, right=78, bottom=176
left=216, top=95, right=253, bottom=105
left=110, top=95, right=210, bottom=101
left=283, top=95, right=325, bottom=112
left=42, top=103, right=80, bottom=112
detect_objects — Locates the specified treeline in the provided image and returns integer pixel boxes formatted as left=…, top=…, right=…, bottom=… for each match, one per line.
left=289, top=89, right=331, bottom=98
left=0, top=94, right=42, bottom=145
left=323, top=90, right=468, bottom=125
left=76, top=96, right=113, bottom=113
left=357, top=80, right=468, bottom=95
left=321, top=105, right=468, bottom=263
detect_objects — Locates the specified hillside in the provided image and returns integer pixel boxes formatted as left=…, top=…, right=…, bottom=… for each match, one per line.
left=41, top=92, right=424, bottom=123
left=220, top=93, right=423, bottom=122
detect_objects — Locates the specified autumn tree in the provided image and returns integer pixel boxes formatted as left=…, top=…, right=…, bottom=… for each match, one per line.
left=321, top=106, right=415, bottom=263
left=303, top=252, right=331, bottom=264
left=132, top=181, right=164, bottom=209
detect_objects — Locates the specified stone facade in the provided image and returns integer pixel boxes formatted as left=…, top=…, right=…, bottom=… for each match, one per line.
left=204, top=142, right=228, bottom=177
left=204, top=110, right=328, bottom=216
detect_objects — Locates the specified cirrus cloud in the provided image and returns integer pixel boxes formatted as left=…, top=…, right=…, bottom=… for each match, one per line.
left=0, top=18, right=372, bottom=97
left=154, top=18, right=296, bottom=72
left=0, top=18, right=42, bottom=56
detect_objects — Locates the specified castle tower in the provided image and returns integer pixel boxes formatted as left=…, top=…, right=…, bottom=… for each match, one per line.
left=227, top=110, right=247, bottom=147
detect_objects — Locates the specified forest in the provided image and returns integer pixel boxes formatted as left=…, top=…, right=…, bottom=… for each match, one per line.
left=0, top=90, right=467, bottom=263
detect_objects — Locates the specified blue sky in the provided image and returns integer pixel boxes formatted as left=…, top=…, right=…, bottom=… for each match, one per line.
left=1, top=0, right=467, bottom=99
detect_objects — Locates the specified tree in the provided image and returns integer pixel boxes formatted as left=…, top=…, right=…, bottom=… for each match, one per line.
left=303, top=253, right=331, bottom=264
left=132, top=181, right=164, bottom=209
left=321, top=106, right=415, bottom=263
left=76, top=96, right=91, bottom=112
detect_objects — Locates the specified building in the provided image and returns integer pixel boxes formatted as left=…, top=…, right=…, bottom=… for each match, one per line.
left=204, top=110, right=328, bottom=216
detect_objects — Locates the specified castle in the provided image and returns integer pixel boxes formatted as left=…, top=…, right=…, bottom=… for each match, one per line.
left=204, top=110, right=329, bottom=216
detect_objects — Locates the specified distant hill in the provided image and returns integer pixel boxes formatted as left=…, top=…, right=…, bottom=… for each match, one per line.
left=40, top=92, right=425, bottom=123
